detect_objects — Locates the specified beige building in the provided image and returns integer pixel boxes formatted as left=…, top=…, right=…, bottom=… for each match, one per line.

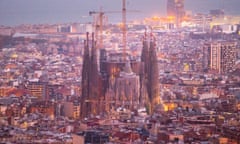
left=203, top=41, right=237, bottom=74
left=72, top=134, right=84, bottom=144
left=63, top=102, right=80, bottom=119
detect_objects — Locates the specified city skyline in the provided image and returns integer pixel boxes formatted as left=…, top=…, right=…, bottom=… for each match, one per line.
left=0, top=0, right=240, bottom=142
left=0, top=0, right=240, bottom=26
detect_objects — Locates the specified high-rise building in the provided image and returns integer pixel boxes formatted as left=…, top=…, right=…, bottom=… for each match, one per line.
left=167, top=0, right=176, bottom=17
left=203, top=41, right=237, bottom=74
left=167, top=0, right=185, bottom=28
left=26, top=82, right=47, bottom=99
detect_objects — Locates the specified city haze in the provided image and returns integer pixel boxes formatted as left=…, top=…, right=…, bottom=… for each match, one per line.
left=0, top=0, right=240, bottom=26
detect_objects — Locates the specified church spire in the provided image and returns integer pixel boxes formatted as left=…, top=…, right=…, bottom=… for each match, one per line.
left=81, top=32, right=101, bottom=119
left=140, top=31, right=160, bottom=114
left=148, top=34, right=160, bottom=113
left=81, top=32, right=91, bottom=118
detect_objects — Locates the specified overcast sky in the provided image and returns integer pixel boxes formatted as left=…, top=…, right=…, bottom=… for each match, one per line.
left=0, top=0, right=239, bottom=26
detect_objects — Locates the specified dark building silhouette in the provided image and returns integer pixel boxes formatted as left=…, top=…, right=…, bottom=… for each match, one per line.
left=81, top=32, right=161, bottom=117
left=141, top=33, right=160, bottom=114
left=80, top=33, right=101, bottom=118
left=140, top=33, right=150, bottom=108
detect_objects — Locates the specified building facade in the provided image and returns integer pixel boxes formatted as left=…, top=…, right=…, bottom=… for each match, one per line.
left=167, top=0, right=185, bottom=28
left=141, top=33, right=161, bottom=114
left=203, top=41, right=237, bottom=74
left=114, top=62, right=140, bottom=109
left=63, top=101, right=80, bottom=119
left=80, top=32, right=162, bottom=117
left=26, top=82, right=47, bottom=99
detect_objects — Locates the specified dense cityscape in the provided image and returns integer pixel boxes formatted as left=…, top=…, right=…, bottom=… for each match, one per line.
left=0, top=0, right=240, bottom=143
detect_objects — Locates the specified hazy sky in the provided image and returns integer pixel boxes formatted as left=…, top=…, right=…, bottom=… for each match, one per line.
left=0, top=0, right=239, bottom=26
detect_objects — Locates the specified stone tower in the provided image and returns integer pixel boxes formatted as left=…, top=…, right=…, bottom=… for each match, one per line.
left=80, top=33, right=101, bottom=118
left=141, top=33, right=160, bottom=114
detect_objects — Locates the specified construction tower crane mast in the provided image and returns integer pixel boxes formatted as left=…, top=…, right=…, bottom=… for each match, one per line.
left=89, top=0, right=139, bottom=53
left=89, top=9, right=123, bottom=49
left=121, top=0, right=140, bottom=61
left=122, top=0, right=127, bottom=61
left=89, top=9, right=105, bottom=49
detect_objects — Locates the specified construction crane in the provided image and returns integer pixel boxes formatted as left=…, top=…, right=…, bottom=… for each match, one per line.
left=89, top=1, right=139, bottom=52
left=122, top=0, right=127, bottom=61
left=121, top=0, right=140, bottom=61
left=89, top=8, right=105, bottom=49
left=89, top=9, right=124, bottom=49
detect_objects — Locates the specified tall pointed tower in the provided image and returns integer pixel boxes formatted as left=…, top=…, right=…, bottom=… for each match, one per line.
left=148, top=35, right=160, bottom=113
left=80, top=32, right=101, bottom=118
left=81, top=33, right=91, bottom=118
left=89, top=33, right=100, bottom=115
left=140, top=32, right=150, bottom=107
left=141, top=32, right=149, bottom=77
left=141, top=32, right=160, bottom=114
